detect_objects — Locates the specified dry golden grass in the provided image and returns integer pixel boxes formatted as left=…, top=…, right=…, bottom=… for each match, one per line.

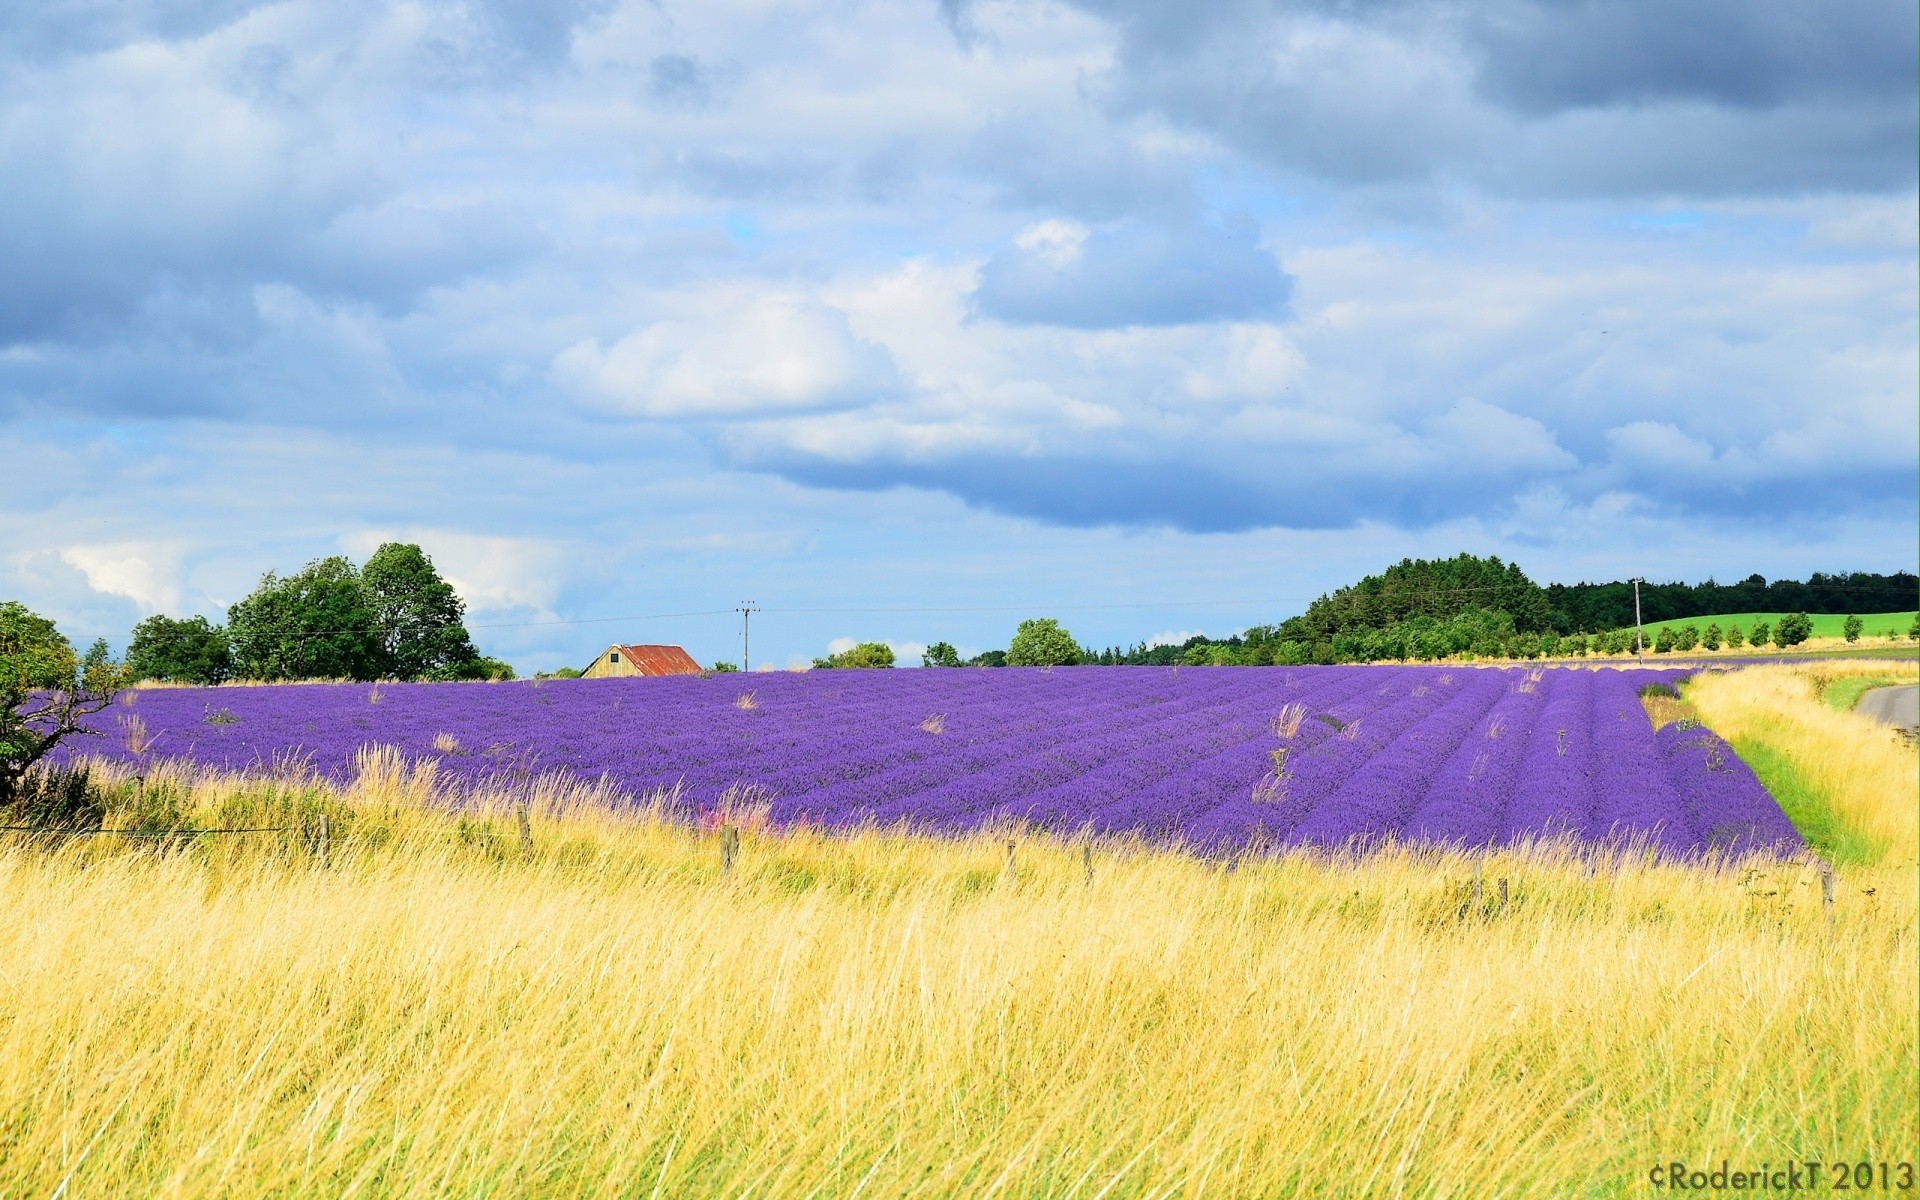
left=1688, top=660, right=1918, bottom=867
left=0, top=675, right=1914, bottom=1198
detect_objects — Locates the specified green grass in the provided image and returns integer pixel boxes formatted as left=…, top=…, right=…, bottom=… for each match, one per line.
left=1821, top=674, right=1909, bottom=712
left=1726, top=735, right=1881, bottom=866
left=1630, top=610, right=1916, bottom=642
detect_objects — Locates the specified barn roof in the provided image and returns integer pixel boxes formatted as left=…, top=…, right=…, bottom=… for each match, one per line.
left=615, top=644, right=704, bottom=676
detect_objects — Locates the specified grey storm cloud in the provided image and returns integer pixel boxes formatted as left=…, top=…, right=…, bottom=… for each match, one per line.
left=973, top=218, right=1291, bottom=329
left=1043, top=0, right=1918, bottom=196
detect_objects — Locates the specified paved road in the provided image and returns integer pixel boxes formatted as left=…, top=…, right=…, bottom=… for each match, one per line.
left=1858, top=685, right=1919, bottom=731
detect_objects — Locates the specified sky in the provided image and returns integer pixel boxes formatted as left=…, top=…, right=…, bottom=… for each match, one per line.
left=3, top=0, right=1915, bottom=673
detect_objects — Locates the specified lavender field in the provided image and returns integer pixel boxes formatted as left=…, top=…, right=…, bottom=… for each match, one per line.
left=77, top=665, right=1801, bottom=857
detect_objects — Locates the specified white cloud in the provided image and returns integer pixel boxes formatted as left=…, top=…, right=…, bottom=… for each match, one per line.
left=340, top=529, right=565, bottom=614
left=57, top=543, right=183, bottom=614
left=1144, top=629, right=1204, bottom=649
left=555, top=285, right=900, bottom=418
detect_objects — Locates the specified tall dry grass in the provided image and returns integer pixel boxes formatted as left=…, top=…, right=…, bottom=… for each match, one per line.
left=1688, top=660, right=1919, bottom=866
left=0, top=684, right=1914, bottom=1198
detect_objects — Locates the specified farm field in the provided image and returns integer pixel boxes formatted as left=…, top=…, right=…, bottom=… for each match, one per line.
left=85, top=665, right=1801, bottom=858
left=1, top=661, right=1914, bottom=1198
left=1631, top=610, right=1916, bottom=641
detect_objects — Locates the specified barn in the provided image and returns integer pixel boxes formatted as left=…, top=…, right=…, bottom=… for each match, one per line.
left=580, top=644, right=705, bottom=679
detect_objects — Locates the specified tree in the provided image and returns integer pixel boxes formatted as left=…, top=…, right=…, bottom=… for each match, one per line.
left=1774, top=612, right=1813, bottom=648
left=1674, top=624, right=1699, bottom=652
left=1910, top=614, right=1920, bottom=642
left=709, top=661, right=740, bottom=673
left=1725, top=624, right=1745, bottom=649
left=966, top=650, right=1007, bottom=668
left=126, top=615, right=233, bottom=685
left=1702, top=623, right=1722, bottom=651
left=0, top=602, right=124, bottom=807
left=1749, top=621, right=1770, bottom=649
left=360, top=543, right=483, bottom=680
left=1653, top=626, right=1676, bottom=654
left=921, top=641, right=961, bottom=668
left=814, top=642, right=895, bottom=669
left=228, top=557, right=383, bottom=681
left=1843, top=614, right=1864, bottom=643
left=1005, top=618, right=1082, bottom=667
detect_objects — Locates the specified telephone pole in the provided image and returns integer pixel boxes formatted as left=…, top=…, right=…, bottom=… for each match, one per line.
left=1630, top=577, right=1645, bottom=656
left=737, top=601, right=759, bottom=672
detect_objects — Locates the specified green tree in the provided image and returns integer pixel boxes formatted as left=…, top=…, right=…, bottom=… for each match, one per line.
left=228, top=557, right=383, bottom=681
left=814, top=642, right=896, bottom=669
left=468, top=656, right=516, bottom=681
left=965, top=650, right=1007, bottom=667
left=126, top=615, right=233, bottom=685
left=1842, top=614, right=1863, bottom=643
left=1653, top=626, right=1676, bottom=654
left=1909, top=614, right=1920, bottom=642
left=1725, top=624, right=1745, bottom=649
left=0, top=602, right=124, bottom=806
left=1702, top=623, right=1721, bottom=651
left=360, top=543, right=483, bottom=680
left=1749, top=621, right=1770, bottom=648
left=1774, top=612, right=1813, bottom=648
left=1005, top=619, right=1082, bottom=667
left=921, top=641, right=961, bottom=668
left=709, top=661, right=740, bottom=673
left=1674, top=624, right=1699, bottom=652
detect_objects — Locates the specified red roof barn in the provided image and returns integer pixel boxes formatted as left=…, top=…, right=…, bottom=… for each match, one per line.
left=580, top=644, right=705, bottom=678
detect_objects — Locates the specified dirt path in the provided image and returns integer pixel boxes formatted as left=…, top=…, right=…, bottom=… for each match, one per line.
left=1858, top=685, right=1918, bottom=732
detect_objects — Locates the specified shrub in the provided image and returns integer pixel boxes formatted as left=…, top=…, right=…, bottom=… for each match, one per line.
left=1, top=764, right=104, bottom=831
left=709, top=662, right=740, bottom=673
left=1909, top=614, right=1919, bottom=642
left=1567, top=633, right=1589, bottom=657
left=921, top=642, right=961, bottom=668
left=1005, top=619, right=1082, bottom=667
left=1725, top=625, right=1745, bottom=649
left=814, top=642, right=896, bottom=669
left=1, top=602, right=124, bottom=806
left=1653, top=626, right=1676, bottom=654
left=1843, top=614, right=1863, bottom=643
left=1674, top=624, right=1699, bottom=652
left=1702, top=623, right=1722, bottom=651
left=1749, top=621, right=1770, bottom=648
left=1774, top=612, right=1813, bottom=648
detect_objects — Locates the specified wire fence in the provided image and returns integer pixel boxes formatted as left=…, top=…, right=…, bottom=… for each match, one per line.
left=0, top=825, right=294, bottom=836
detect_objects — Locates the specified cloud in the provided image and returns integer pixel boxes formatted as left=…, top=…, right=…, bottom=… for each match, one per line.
left=339, top=530, right=565, bottom=615
left=556, top=286, right=900, bottom=417
left=1065, top=0, right=1917, bottom=196
left=57, top=542, right=184, bottom=613
left=973, top=216, right=1291, bottom=328
left=1465, top=0, right=1915, bottom=113
left=0, top=0, right=1910, bottom=671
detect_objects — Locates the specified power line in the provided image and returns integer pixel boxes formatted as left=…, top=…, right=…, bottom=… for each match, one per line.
left=63, top=580, right=1920, bottom=646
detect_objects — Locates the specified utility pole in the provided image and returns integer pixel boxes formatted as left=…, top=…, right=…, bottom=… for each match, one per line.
left=737, top=601, right=759, bottom=672
left=1630, top=577, right=1645, bottom=656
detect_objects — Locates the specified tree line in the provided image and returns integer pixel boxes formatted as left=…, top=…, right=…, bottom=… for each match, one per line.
left=874, top=555, right=1917, bottom=668
left=122, top=544, right=511, bottom=685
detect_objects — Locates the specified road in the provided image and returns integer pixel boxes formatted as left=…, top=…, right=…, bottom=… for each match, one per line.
left=1858, top=685, right=1918, bottom=731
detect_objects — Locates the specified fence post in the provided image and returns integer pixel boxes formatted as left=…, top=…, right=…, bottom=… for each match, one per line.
left=721, top=824, right=739, bottom=874
left=516, top=801, right=534, bottom=853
